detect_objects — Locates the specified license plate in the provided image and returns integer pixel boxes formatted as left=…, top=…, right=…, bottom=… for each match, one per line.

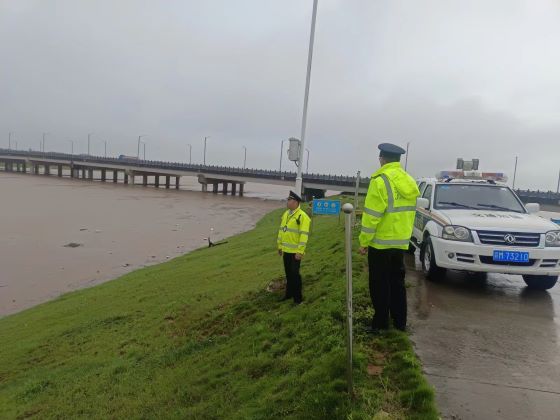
left=493, top=250, right=529, bottom=263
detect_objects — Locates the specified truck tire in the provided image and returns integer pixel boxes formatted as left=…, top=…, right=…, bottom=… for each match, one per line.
left=420, top=236, right=446, bottom=281
left=522, top=275, right=558, bottom=290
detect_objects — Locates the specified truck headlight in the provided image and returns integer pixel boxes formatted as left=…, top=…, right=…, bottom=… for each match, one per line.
left=545, top=231, right=560, bottom=247
left=442, top=225, right=472, bottom=242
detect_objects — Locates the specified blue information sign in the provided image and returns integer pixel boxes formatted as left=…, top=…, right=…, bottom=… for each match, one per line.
left=313, top=199, right=341, bottom=215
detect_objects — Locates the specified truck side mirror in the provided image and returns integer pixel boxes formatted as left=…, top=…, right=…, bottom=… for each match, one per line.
left=417, top=197, right=430, bottom=209
left=525, top=203, right=540, bottom=214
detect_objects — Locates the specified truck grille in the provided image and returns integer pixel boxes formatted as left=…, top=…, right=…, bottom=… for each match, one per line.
left=476, top=231, right=541, bottom=247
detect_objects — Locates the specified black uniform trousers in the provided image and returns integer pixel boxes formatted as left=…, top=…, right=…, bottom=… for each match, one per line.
left=368, top=247, right=407, bottom=330
left=283, top=252, right=302, bottom=303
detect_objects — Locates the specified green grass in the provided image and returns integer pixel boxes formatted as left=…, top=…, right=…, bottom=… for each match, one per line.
left=0, top=200, right=437, bottom=419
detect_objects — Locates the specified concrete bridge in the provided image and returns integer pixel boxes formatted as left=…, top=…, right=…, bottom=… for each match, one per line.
left=3, top=149, right=556, bottom=205
left=0, top=149, right=368, bottom=200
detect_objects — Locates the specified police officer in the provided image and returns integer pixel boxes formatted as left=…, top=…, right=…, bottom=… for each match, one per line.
left=359, top=143, right=420, bottom=333
left=277, top=190, right=311, bottom=304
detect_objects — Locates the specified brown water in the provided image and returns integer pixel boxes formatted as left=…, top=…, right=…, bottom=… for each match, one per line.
left=0, top=172, right=282, bottom=317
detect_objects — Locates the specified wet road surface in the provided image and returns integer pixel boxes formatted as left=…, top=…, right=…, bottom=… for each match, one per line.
left=406, top=254, right=560, bottom=419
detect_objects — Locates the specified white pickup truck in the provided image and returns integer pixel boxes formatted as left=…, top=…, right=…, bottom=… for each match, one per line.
left=411, top=175, right=560, bottom=290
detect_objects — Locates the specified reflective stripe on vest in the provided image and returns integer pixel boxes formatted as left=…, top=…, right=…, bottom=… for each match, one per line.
left=372, top=238, right=409, bottom=246
left=361, top=226, right=376, bottom=234
left=282, top=242, right=299, bottom=249
left=378, top=174, right=417, bottom=214
left=364, top=207, right=384, bottom=217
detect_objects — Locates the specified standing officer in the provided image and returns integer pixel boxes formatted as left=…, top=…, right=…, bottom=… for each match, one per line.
left=277, top=190, right=311, bottom=304
left=359, top=143, right=420, bottom=333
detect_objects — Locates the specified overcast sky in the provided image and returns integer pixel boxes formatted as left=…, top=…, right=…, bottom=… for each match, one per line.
left=1, top=1, right=560, bottom=190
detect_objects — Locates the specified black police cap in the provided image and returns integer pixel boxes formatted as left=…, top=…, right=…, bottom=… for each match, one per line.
left=288, top=190, right=302, bottom=202
left=378, top=143, right=406, bottom=156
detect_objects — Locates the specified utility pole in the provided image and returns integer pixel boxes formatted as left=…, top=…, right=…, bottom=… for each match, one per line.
left=512, top=156, right=518, bottom=189
left=104, top=141, right=107, bottom=158
left=295, top=0, right=319, bottom=196
left=242, top=146, right=247, bottom=169
left=88, top=132, right=94, bottom=155
left=137, top=135, right=146, bottom=159
left=557, top=168, right=560, bottom=193
left=405, top=142, right=410, bottom=171
left=187, top=144, right=192, bottom=164
left=279, top=140, right=285, bottom=172
left=42, top=132, right=48, bottom=153
left=8, top=132, right=13, bottom=149
left=203, top=136, right=210, bottom=165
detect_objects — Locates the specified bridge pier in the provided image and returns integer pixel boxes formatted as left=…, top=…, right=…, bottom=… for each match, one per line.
left=21, top=162, right=26, bottom=173
left=143, top=175, right=148, bottom=186
left=34, top=164, right=39, bottom=175
left=101, top=169, right=106, bottom=182
left=231, top=183, right=237, bottom=196
left=239, top=183, right=244, bottom=196
left=213, top=183, right=218, bottom=193
left=175, top=176, right=180, bottom=189
left=88, top=169, right=93, bottom=180
left=202, top=184, right=208, bottom=192
left=124, top=173, right=129, bottom=184
left=44, top=164, right=50, bottom=175
left=155, top=175, right=160, bottom=188
left=113, top=170, right=118, bottom=183
left=165, top=175, right=170, bottom=189
left=222, top=182, right=228, bottom=194
left=58, top=165, right=63, bottom=177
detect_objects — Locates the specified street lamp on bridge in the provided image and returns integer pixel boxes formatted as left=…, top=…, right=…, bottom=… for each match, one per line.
left=187, top=144, right=192, bottom=164
left=203, top=136, right=210, bottom=165
left=242, top=145, right=247, bottom=169
left=68, top=140, right=74, bottom=155
left=8, top=132, right=14, bottom=149
left=42, top=132, right=49, bottom=153
left=137, top=135, right=146, bottom=159
left=87, top=132, right=94, bottom=155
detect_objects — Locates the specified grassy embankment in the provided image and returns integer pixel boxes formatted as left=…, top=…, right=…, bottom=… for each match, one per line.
left=0, top=200, right=437, bottom=419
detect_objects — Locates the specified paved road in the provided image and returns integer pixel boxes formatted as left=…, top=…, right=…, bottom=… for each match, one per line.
left=406, top=254, right=560, bottom=420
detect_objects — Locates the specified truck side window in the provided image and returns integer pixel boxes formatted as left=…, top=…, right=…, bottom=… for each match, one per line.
left=418, top=182, right=426, bottom=195
left=422, top=185, right=433, bottom=208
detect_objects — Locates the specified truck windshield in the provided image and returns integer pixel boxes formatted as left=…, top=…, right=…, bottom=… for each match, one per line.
left=434, top=184, right=525, bottom=213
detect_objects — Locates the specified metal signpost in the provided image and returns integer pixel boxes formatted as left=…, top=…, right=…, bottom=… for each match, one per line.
left=342, top=203, right=354, bottom=394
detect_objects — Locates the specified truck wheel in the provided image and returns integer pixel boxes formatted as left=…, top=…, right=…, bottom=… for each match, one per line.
left=420, top=237, right=446, bottom=281
left=522, top=275, right=558, bottom=290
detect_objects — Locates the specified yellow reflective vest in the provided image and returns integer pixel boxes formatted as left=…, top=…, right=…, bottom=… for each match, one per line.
left=277, top=206, right=311, bottom=254
left=359, top=162, right=420, bottom=250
